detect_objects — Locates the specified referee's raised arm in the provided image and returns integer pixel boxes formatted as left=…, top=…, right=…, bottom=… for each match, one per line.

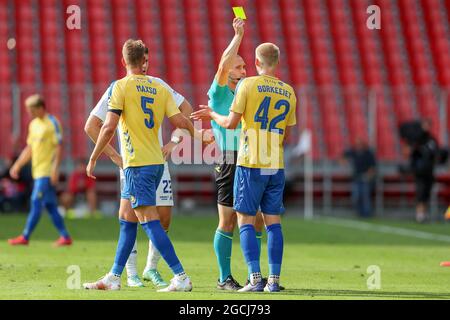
left=215, top=18, right=245, bottom=86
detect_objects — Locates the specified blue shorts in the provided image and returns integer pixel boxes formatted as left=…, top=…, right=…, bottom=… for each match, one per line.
left=123, top=165, right=164, bottom=209
left=233, top=166, right=285, bottom=216
left=31, top=177, right=57, bottom=205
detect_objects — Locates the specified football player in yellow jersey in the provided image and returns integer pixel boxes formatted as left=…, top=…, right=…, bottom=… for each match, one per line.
left=83, top=39, right=212, bottom=292
left=8, top=94, right=72, bottom=246
left=85, top=47, right=194, bottom=288
left=192, top=43, right=297, bottom=292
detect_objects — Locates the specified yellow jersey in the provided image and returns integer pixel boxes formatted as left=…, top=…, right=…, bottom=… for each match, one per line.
left=108, top=74, right=181, bottom=168
left=26, top=114, right=62, bottom=179
left=230, top=75, right=297, bottom=169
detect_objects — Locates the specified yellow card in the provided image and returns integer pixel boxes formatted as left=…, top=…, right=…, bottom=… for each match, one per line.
left=232, top=6, right=247, bottom=20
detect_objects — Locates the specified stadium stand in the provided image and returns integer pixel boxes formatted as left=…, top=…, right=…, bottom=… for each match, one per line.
left=2, top=0, right=449, bottom=208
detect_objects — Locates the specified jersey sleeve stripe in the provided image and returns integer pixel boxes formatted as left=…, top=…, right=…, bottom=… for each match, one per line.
left=48, top=115, right=62, bottom=144
left=107, top=81, right=117, bottom=100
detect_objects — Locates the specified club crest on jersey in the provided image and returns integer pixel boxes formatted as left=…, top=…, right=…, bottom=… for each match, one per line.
left=130, top=195, right=136, bottom=204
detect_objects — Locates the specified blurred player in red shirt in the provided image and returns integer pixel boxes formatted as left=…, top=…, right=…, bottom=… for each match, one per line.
left=60, top=159, right=97, bottom=217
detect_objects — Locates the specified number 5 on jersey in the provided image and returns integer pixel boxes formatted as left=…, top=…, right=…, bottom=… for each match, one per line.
left=141, top=96, right=155, bottom=129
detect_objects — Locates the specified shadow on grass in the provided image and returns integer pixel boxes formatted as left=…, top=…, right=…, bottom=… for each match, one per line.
left=200, top=286, right=450, bottom=299
left=273, top=288, right=450, bottom=299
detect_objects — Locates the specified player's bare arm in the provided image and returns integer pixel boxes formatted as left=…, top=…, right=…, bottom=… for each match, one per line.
left=179, top=99, right=194, bottom=117
left=85, top=114, right=123, bottom=168
left=162, top=99, right=194, bottom=160
left=86, top=111, right=120, bottom=179
left=190, top=105, right=242, bottom=130
left=189, top=105, right=241, bottom=129
left=9, top=145, right=32, bottom=179
left=215, top=18, right=245, bottom=86
left=168, top=113, right=214, bottom=144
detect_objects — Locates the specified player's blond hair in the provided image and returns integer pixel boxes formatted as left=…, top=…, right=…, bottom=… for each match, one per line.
left=122, top=39, right=146, bottom=68
left=25, top=94, right=45, bottom=109
left=255, top=42, right=280, bottom=68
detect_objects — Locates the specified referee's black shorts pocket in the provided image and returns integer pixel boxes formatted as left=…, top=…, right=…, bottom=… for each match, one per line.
left=215, top=163, right=236, bottom=207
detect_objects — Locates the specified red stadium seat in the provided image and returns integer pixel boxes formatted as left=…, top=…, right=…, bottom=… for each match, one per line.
left=3, top=0, right=449, bottom=161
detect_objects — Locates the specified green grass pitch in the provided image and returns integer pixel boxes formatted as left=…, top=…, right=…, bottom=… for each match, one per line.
left=1, top=213, right=450, bottom=300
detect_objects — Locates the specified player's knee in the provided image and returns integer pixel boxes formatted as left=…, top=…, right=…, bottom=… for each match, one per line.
left=218, top=221, right=235, bottom=233
left=218, top=214, right=237, bottom=232
left=263, top=214, right=281, bottom=227
left=119, top=208, right=138, bottom=222
left=121, top=215, right=139, bottom=223
left=236, top=213, right=255, bottom=227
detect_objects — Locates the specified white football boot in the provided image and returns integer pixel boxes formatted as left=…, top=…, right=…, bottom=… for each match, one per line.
left=83, top=273, right=121, bottom=291
left=157, top=274, right=192, bottom=292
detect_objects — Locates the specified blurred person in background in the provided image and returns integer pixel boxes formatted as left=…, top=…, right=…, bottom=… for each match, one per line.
left=0, top=138, right=33, bottom=212
left=444, top=205, right=450, bottom=221
left=7, top=94, right=72, bottom=246
left=400, top=119, right=439, bottom=223
left=341, top=138, right=377, bottom=218
left=59, top=159, right=97, bottom=218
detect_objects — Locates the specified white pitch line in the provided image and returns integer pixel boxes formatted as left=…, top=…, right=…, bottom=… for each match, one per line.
left=317, top=217, right=450, bottom=243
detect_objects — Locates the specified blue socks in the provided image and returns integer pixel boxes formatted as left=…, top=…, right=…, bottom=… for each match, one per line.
left=240, top=224, right=283, bottom=278
left=214, top=229, right=233, bottom=282
left=246, top=231, right=263, bottom=280
left=111, top=219, right=185, bottom=277
left=239, top=224, right=260, bottom=274
left=111, top=219, right=138, bottom=276
left=23, top=198, right=43, bottom=240
left=141, top=220, right=184, bottom=275
left=45, top=203, right=70, bottom=239
left=266, top=223, right=283, bottom=276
